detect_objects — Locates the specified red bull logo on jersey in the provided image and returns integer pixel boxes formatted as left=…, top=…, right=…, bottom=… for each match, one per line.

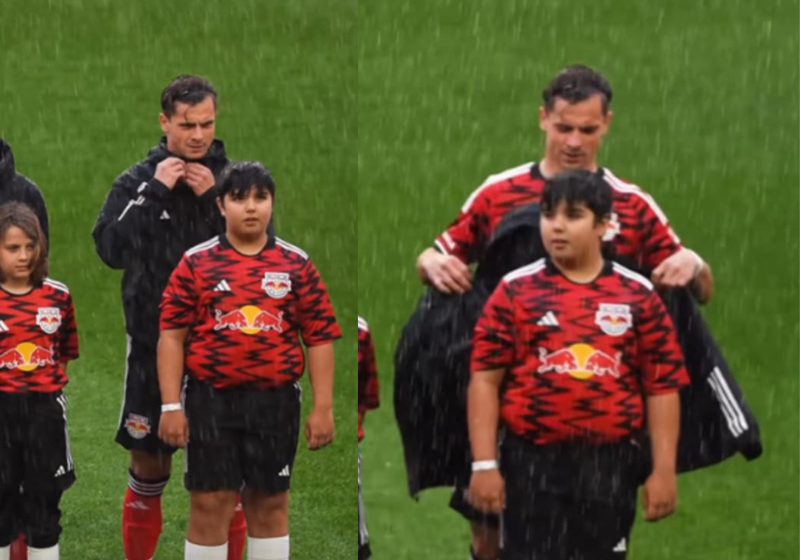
left=0, top=342, right=56, bottom=371
left=262, top=272, right=292, bottom=299
left=124, top=413, right=151, bottom=440
left=595, top=303, right=632, bottom=336
left=36, top=307, right=62, bottom=334
left=537, top=344, right=622, bottom=380
left=214, top=306, right=284, bottom=335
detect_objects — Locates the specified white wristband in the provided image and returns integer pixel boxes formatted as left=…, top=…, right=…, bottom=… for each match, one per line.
left=472, top=460, right=498, bottom=472
left=161, top=402, right=182, bottom=412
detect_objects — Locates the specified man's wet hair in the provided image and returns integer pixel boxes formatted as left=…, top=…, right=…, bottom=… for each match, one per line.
left=161, top=75, right=217, bottom=117
left=218, top=160, right=276, bottom=200
left=542, top=65, right=613, bottom=114
left=0, top=202, right=48, bottom=285
left=541, top=169, right=612, bottom=224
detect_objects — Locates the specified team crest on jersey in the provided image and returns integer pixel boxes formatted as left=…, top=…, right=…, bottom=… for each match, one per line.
left=125, top=414, right=151, bottom=440
left=595, top=303, right=632, bottom=336
left=36, top=307, right=62, bottom=334
left=262, top=272, right=292, bottom=299
left=602, top=212, right=621, bottom=242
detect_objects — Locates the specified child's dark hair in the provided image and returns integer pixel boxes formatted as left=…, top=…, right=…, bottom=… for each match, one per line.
left=217, top=160, right=276, bottom=200
left=541, top=169, right=612, bottom=223
left=0, top=202, right=49, bottom=285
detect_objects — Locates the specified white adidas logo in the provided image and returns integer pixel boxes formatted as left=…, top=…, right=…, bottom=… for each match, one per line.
left=160, top=210, right=171, bottom=221
left=613, top=538, right=627, bottom=552
left=536, top=311, right=559, bottom=327
left=213, top=280, right=232, bottom=292
left=54, top=465, right=66, bottom=477
left=278, top=465, right=290, bottom=477
left=0, top=321, right=9, bottom=333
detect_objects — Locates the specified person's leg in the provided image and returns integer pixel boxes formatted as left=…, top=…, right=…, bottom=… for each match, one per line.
left=226, top=494, right=246, bottom=560
left=19, top=491, right=62, bottom=560
left=358, top=449, right=371, bottom=560
left=241, top=489, right=289, bottom=560
left=187, top=490, right=239, bottom=546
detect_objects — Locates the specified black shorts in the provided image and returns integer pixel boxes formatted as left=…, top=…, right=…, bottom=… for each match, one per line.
left=115, top=336, right=178, bottom=455
left=500, top=434, right=646, bottom=560
left=0, top=390, right=76, bottom=493
left=184, top=380, right=302, bottom=493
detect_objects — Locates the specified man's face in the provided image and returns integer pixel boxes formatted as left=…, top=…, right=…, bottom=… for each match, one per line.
left=159, top=97, right=216, bottom=160
left=539, top=95, right=611, bottom=173
left=540, top=200, right=607, bottom=264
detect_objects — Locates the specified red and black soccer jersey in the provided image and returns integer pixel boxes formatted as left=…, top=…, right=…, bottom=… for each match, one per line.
left=160, top=235, right=342, bottom=389
left=358, top=316, right=379, bottom=442
left=435, top=163, right=682, bottom=270
left=471, top=258, right=689, bottom=445
left=0, top=278, right=79, bottom=393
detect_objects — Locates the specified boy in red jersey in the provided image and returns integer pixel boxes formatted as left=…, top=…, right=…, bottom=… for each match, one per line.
left=0, top=203, right=79, bottom=560
left=358, top=316, right=379, bottom=559
left=468, top=170, right=689, bottom=560
left=157, top=161, right=341, bottom=560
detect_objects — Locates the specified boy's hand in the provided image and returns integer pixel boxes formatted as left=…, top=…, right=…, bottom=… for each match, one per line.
left=305, top=406, right=334, bottom=450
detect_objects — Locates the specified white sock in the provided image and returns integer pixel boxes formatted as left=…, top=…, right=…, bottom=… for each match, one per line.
left=0, top=544, right=9, bottom=560
left=27, top=545, right=59, bottom=560
left=247, top=535, right=289, bottom=560
left=185, top=541, right=228, bottom=560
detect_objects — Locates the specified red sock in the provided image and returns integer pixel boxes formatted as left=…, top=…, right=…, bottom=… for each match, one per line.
left=227, top=495, right=247, bottom=560
left=9, top=532, right=26, bottom=560
left=122, top=486, right=165, bottom=560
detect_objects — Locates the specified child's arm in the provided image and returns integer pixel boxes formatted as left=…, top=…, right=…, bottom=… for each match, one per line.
left=157, top=327, right=189, bottom=447
left=305, top=342, right=335, bottom=450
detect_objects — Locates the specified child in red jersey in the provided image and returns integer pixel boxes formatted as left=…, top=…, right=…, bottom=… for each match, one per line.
left=358, top=316, right=379, bottom=560
left=157, top=161, right=341, bottom=560
left=0, top=203, right=79, bottom=560
left=468, top=170, right=689, bottom=560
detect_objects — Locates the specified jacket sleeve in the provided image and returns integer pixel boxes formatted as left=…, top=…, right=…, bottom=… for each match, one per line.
left=25, top=183, right=49, bottom=244
left=92, top=167, right=171, bottom=269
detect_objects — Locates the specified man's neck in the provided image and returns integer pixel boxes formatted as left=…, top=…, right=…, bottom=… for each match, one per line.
left=551, top=254, right=605, bottom=284
left=539, top=158, right=599, bottom=179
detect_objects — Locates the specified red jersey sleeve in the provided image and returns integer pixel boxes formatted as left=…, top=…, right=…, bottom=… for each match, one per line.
left=434, top=184, right=492, bottom=264
left=159, top=256, right=199, bottom=331
left=59, top=293, right=79, bottom=362
left=296, top=259, right=342, bottom=346
left=471, top=281, right=516, bottom=372
left=636, top=292, right=690, bottom=395
left=358, top=319, right=379, bottom=414
left=639, top=194, right=683, bottom=269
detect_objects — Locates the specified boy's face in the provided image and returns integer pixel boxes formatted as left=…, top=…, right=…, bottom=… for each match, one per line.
left=540, top=200, right=607, bottom=263
left=218, top=186, right=273, bottom=240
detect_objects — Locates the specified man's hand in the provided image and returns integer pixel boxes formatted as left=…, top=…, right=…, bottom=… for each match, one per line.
left=154, top=157, right=186, bottom=190
left=417, top=248, right=472, bottom=294
left=158, top=410, right=189, bottom=448
left=651, top=249, right=703, bottom=289
left=185, top=163, right=216, bottom=196
left=305, top=406, right=334, bottom=450
left=642, top=471, right=677, bottom=521
left=468, top=469, right=505, bottom=513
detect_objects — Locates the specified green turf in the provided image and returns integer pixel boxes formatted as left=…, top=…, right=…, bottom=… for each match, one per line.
left=1, top=1, right=356, bottom=558
left=358, top=1, right=799, bottom=558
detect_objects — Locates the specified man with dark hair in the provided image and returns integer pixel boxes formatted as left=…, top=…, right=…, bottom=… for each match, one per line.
left=412, top=65, right=713, bottom=560
left=468, top=170, right=688, bottom=559
left=92, top=75, right=248, bottom=560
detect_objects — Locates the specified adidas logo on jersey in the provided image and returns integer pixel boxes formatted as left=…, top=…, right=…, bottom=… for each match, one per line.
left=213, top=280, right=232, bottom=292
left=0, top=321, right=9, bottom=332
left=278, top=465, right=291, bottom=477
left=613, top=538, right=627, bottom=552
left=54, top=465, right=66, bottom=477
left=160, top=210, right=171, bottom=221
left=536, top=311, right=559, bottom=327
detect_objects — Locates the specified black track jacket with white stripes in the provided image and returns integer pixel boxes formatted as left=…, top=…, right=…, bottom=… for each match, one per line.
left=394, top=203, right=762, bottom=496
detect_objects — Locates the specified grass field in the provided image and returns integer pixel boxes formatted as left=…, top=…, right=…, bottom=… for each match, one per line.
left=1, top=1, right=356, bottom=559
left=358, top=1, right=800, bottom=559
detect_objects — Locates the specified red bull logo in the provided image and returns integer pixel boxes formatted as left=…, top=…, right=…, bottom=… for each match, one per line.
left=214, top=306, right=283, bottom=335
left=595, top=303, right=632, bottom=336
left=262, top=272, right=292, bottom=299
left=36, top=307, right=62, bottom=334
left=0, top=342, right=55, bottom=371
left=124, top=413, right=151, bottom=440
left=538, top=343, right=621, bottom=380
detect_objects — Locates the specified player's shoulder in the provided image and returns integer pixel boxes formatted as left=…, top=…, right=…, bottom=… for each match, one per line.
left=183, top=236, right=223, bottom=265
left=610, top=261, right=654, bottom=292
left=42, top=277, right=71, bottom=295
left=461, top=161, right=536, bottom=212
left=502, top=258, right=548, bottom=284
left=275, top=237, right=310, bottom=261
left=602, top=168, right=671, bottom=218
left=358, top=316, right=369, bottom=333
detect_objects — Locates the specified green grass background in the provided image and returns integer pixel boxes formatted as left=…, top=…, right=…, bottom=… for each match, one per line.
left=359, top=1, right=800, bottom=559
left=1, top=1, right=356, bottom=558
